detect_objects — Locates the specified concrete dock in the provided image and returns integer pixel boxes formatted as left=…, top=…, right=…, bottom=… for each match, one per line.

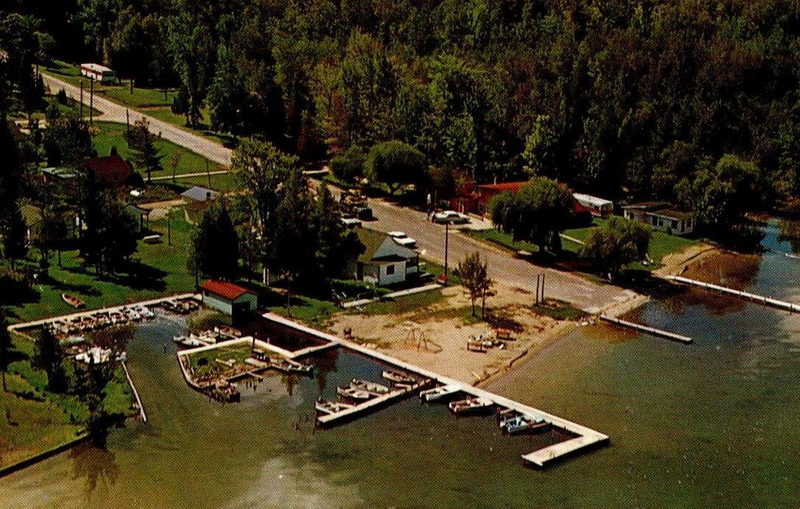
left=668, top=276, right=800, bottom=313
left=121, top=361, right=147, bottom=423
left=599, top=315, right=692, bottom=344
left=263, top=313, right=610, bottom=468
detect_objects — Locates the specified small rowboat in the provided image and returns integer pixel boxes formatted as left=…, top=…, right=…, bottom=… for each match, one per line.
left=337, top=386, right=372, bottom=401
left=62, top=294, right=85, bottom=309
left=448, top=397, right=493, bottom=415
left=315, top=399, right=355, bottom=415
left=419, top=384, right=460, bottom=402
left=784, top=252, right=800, bottom=260
left=382, top=369, right=416, bottom=385
left=351, top=379, right=390, bottom=395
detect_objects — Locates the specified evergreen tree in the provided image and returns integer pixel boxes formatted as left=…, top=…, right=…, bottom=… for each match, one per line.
left=191, top=201, right=240, bottom=280
left=126, top=118, right=162, bottom=182
left=0, top=310, right=11, bottom=392
left=34, top=327, right=68, bottom=393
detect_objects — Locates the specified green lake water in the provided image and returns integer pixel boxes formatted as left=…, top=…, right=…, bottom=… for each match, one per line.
left=2, top=223, right=800, bottom=507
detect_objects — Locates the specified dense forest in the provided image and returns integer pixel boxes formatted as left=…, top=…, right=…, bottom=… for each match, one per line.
left=3, top=0, right=800, bottom=208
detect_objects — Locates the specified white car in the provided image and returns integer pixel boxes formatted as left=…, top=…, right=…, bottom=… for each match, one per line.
left=341, top=216, right=362, bottom=228
left=432, top=210, right=470, bottom=224
left=388, top=231, right=417, bottom=249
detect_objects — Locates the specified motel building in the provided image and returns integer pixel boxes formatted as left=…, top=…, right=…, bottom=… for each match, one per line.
left=199, top=280, right=258, bottom=319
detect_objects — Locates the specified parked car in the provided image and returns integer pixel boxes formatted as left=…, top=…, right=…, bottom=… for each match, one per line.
left=388, top=231, right=417, bottom=249
left=340, top=216, right=362, bottom=228
left=432, top=210, right=470, bottom=224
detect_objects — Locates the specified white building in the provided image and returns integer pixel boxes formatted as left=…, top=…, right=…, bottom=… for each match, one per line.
left=200, top=280, right=258, bottom=316
left=572, top=193, right=613, bottom=217
left=349, top=230, right=420, bottom=286
left=622, top=202, right=695, bottom=236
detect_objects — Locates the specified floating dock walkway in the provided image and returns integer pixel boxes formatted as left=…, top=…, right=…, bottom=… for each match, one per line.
left=667, top=276, right=800, bottom=313
left=121, top=361, right=147, bottom=423
left=263, top=313, right=610, bottom=469
left=599, top=315, right=692, bottom=344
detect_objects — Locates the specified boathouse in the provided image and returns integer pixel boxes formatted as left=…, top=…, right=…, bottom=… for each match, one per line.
left=200, top=280, right=258, bottom=317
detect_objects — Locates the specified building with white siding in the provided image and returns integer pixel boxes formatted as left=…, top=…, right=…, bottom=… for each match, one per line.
left=199, top=280, right=258, bottom=317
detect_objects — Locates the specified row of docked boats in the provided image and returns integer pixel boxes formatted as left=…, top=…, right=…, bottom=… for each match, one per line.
left=172, top=327, right=244, bottom=349
left=47, top=304, right=156, bottom=340
left=315, top=370, right=422, bottom=416
left=250, top=351, right=314, bottom=375
left=161, top=298, right=201, bottom=314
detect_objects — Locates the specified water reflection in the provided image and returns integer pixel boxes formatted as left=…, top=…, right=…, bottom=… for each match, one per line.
left=778, top=218, right=800, bottom=254
left=69, top=443, right=119, bottom=501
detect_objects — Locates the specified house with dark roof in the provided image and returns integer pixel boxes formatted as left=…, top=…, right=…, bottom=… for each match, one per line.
left=622, top=202, right=695, bottom=236
left=87, top=154, right=133, bottom=187
left=349, top=229, right=420, bottom=286
left=200, top=279, right=258, bottom=316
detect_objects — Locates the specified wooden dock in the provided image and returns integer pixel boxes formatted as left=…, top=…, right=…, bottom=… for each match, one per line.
left=263, top=313, right=610, bottom=468
left=667, top=276, right=800, bottom=313
left=316, top=379, right=431, bottom=427
left=599, top=315, right=692, bottom=344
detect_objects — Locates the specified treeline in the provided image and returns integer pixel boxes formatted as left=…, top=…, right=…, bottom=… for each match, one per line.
left=4, top=1, right=800, bottom=205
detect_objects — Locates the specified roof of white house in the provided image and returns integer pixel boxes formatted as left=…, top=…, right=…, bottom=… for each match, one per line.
left=573, top=193, right=613, bottom=208
left=81, top=63, right=114, bottom=73
left=357, top=229, right=418, bottom=264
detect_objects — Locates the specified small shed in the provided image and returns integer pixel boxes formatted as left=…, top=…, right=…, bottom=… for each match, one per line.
left=349, top=229, right=420, bottom=286
left=181, top=186, right=218, bottom=202
left=200, top=280, right=258, bottom=317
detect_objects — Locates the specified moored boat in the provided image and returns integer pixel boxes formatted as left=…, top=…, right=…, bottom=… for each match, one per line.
left=382, top=369, right=416, bottom=385
left=337, top=385, right=372, bottom=401
left=351, top=379, right=390, bottom=395
left=62, top=294, right=85, bottom=309
left=500, top=414, right=550, bottom=435
left=419, top=384, right=460, bottom=402
left=315, top=399, right=355, bottom=415
left=448, top=397, right=493, bottom=415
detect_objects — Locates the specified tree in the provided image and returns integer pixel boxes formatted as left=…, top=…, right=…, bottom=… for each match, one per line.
left=691, top=155, right=767, bottom=228
left=34, top=327, right=68, bottom=393
left=3, top=204, right=28, bottom=268
left=312, top=184, right=364, bottom=279
left=207, top=47, right=248, bottom=136
left=34, top=205, right=68, bottom=266
left=522, top=115, right=559, bottom=178
left=489, top=177, right=574, bottom=253
left=330, top=145, right=366, bottom=186
left=458, top=251, right=492, bottom=317
left=581, top=216, right=652, bottom=278
left=126, top=118, right=162, bottom=182
left=365, top=141, right=427, bottom=195
left=191, top=201, right=239, bottom=280
left=0, top=310, right=11, bottom=391
left=42, top=116, right=93, bottom=168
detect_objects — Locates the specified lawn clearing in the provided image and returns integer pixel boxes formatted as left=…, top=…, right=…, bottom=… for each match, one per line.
left=186, top=343, right=254, bottom=379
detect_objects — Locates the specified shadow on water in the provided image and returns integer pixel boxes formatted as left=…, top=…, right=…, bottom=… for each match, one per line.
left=68, top=443, right=120, bottom=501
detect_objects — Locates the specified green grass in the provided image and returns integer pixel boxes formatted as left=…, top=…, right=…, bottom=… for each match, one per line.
left=272, top=295, right=341, bottom=326
left=530, top=299, right=589, bottom=321
left=186, top=344, right=253, bottom=379
left=470, top=217, right=698, bottom=271
left=92, top=121, right=225, bottom=178
left=177, top=172, right=243, bottom=192
left=357, top=288, right=444, bottom=315
left=6, top=210, right=195, bottom=324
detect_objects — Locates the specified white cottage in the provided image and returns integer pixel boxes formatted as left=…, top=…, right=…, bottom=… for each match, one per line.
left=350, top=230, right=420, bottom=286
left=200, top=280, right=258, bottom=316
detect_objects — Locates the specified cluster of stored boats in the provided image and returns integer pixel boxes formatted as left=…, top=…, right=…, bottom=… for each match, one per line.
left=315, top=369, right=420, bottom=415
left=46, top=304, right=156, bottom=341
left=161, top=298, right=201, bottom=314
left=172, top=326, right=242, bottom=348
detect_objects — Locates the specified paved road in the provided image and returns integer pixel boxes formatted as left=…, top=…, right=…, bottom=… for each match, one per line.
left=366, top=199, right=637, bottom=313
left=41, top=72, right=233, bottom=166
left=44, top=70, right=637, bottom=312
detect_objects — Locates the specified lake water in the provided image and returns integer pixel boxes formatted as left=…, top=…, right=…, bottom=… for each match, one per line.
left=2, top=223, right=800, bottom=508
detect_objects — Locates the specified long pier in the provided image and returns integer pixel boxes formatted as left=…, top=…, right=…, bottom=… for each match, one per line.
left=263, top=313, right=610, bottom=468
left=667, top=276, right=800, bottom=313
left=599, top=315, right=692, bottom=344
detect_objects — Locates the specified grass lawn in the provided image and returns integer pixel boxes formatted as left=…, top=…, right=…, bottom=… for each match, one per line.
left=358, top=288, right=444, bottom=315
left=186, top=343, right=253, bottom=379
left=6, top=210, right=195, bottom=324
left=44, top=60, right=235, bottom=147
left=92, top=121, right=225, bottom=178
left=176, top=172, right=243, bottom=192
left=470, top=217, right=699, bottom=271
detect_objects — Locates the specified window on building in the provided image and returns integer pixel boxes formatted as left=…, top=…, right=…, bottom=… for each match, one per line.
left=386, top=264, right=395, bottom=275
left=672, top=219, right=678, bottom=229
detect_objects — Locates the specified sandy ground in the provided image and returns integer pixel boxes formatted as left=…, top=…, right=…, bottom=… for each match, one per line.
left=329, top=282, right=581, bottom=385
left=653, top=242, right=719, bottom=278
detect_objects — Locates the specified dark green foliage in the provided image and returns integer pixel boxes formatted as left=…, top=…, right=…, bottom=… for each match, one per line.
left=2, top=204, right=28, bottom=265
left=34, top=327, right=68, bottom=393
left=330, top=145, right=366, bottom=186
left=0, top=309, right=11, bottom=391
left=489, top=177, right=574, bottom=253
left=126, top=118, right=162, bottom=182
left=581, top=216, right=652, bottom=277
left=365, top=140, right=426, bottom=195
left=192, top=201, right=239, bottom=280
left=80, top=172, right=138, bottom=272
left=458, top=251, right=492, bottom=317
left=42, top=115, right=93, bottom=167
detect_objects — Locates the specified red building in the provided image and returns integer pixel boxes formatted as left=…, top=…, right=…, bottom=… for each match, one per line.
left=449, top=181, right=529, bottom=215
left=86, top=154, right=133, bottom=187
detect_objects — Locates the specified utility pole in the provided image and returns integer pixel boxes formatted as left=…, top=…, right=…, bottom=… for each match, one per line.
left=79, top=79, right=84, bottom=118
left=167, top=208, right=172, bottom=246
left=535, top=274, right=541, bottom=305
left=126, top=109, right=130, bottom=136
left=443, top=223, right=450, bottom=285
left=540, top=273, right=545, bottom=303
left=206, top=159, right=211, bottom=187
left=89, top=79, right=94, bottom=125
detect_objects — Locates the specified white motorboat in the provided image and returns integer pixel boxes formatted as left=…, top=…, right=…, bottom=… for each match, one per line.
left=448, top=397, right=493, bottom=415
left=419, top=384, right=460, bottom=402
left=351, top=379, right=390, bottom=395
